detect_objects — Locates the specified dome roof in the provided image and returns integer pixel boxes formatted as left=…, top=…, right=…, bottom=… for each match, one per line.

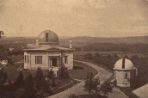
left=114, top=58, right=135, bottom=70
left=37, top=30, right=59, bottom=45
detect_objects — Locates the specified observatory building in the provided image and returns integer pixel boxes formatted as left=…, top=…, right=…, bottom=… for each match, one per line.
left=23, top=30, right=73, bottom=74
left=114, top=58, right=137, bottom=87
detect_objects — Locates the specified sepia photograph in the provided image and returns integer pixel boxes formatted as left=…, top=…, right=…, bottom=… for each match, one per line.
left=0, top=0, right=148, bottom=98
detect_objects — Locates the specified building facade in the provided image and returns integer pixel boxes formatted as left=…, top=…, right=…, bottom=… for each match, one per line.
left=24, top=30, right=73, bottom=74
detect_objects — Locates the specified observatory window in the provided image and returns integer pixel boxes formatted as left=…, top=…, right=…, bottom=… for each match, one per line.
left=24, top=55, right=27, bottom=63
left=35, top=56, right=42, bottom=64
left=125, top=73, right=128, bottom=79
left=64, top=56, right=68, bottom=64
left=24, top=55, right=29, bottom=64
left=45, top=33, right=48, bottom=42
left=50, top=57, right=57, bottom=67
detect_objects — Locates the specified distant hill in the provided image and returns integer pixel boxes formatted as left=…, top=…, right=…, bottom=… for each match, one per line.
left=0, top=36, right=148, bottom=52
left=60, top=36, right=148, bottom=47
left=0, top=36, right=148, bottom=47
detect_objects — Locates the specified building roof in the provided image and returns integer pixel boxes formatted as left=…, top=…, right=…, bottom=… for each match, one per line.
left=132, top=84, right=148, bottom=98
left=24, top=45, right=73, bottom=52
left=25, top=30, right=73, bottom=52
left=114, top=58, right=135, bottom=70
left=37, top=30, right=59, bottom=45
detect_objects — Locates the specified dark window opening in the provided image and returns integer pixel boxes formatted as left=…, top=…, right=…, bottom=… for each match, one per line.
left=51, top=58, right=57, bottom=67
left=64, top=56, right=68, bottom=64
left=45, top=33, right=48, bottom=42
left=35, top=56, right=42, bottom=64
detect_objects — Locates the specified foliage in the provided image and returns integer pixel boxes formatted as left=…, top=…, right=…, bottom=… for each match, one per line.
left=59, top=67, right=70, bottom=79
left=0, top=68, right=8, bottom=85
left=85, top=72, right=100, bottom=94
left=131, top=56, right=148, bottom=87
left=22, top=73, right=37, bottom=98
left=48, top=70, right=55, bottom=79
left=0, top=46, right=10, bottom=60
left=34, top=68, right=46, bottom=90
left=100, top=82, right=112, bottom=96
left=69, top=94, right=77, bottom=98
left=15, top=71, right=24, bottom=88
left=84, top=72, right=112, bottom=97
left=84, top=53, right=93, bottom=59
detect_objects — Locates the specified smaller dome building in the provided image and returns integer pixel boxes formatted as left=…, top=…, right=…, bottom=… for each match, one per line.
left=114, top=58, right=137, bottom=87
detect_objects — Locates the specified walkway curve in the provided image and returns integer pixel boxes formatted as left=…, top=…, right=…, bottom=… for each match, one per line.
left=47, top=60, right=129, bottom=98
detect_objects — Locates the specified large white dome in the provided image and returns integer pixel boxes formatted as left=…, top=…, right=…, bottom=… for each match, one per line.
left=114, top=58, right=135, bottom=70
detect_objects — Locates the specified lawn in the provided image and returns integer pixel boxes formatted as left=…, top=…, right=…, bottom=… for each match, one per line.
left=69, top=61, right=97, bottom=80
left=0, top=56, right=98, bottom=98
left=69, top=94, right=108, bottom=98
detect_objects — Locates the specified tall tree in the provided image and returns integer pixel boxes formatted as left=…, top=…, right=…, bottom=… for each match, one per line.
left=15, top=71, right=24, bottom=88
left=35, top=68, right=45, bottom=90
left=22, top=73, right=37, bottom=98
left=0, top=31, right=4, bottom=39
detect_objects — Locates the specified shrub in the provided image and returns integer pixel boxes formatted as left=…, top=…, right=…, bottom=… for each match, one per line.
left=100, top=82, right=112, bottom=96
left=84, top=53, right=93, bottom=59
left=48, top=70, right=55, bottom=79
left=58, top=67, right=70, bottom=79
left=69, top=94, right=77, bottom=98
left=15, top=71, right=24, bottom=88
left=0, top=68, right=8, bottom=85
left=85, top=72, right=100, bottom=94
left=34, top=68, right=46, bottom=90
left=22, top=73, right=37, bottom=98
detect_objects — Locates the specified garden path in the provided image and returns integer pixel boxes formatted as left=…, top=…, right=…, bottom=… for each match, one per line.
left=47, top=60, right=129, bottom=98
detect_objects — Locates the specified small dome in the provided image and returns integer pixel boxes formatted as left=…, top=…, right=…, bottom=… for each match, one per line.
left=114, top=58, right=135, bottom=70
left=37, top=30, right=59, bottom=45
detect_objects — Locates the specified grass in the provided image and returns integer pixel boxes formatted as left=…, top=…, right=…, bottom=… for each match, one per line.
left=69, top=61, right=97, bottom=80
left=69, top=94, right=108, bottom=98
left=119, top=87, right=139, bottom=98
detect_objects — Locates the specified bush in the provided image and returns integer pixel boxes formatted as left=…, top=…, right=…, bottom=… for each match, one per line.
left=15, top=71, right=24, bottom=88
left=100, top=82, right=112, bottom=96
left=85, top=72, right=100, bottom=94
left=48, top=70, right=55, bottom=79
left=0, top=68, right=8, bottom=85
left=84, top=53, right=93, bottom=59
left=22, top=73, right=37, bottom=98
left=59, top=67, right=70, bottom=79
left=69, top=94, right=77, bottom=98
left=34, top=68, right=46, bottom=90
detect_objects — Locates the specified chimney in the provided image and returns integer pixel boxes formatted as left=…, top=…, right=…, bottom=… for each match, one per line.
left=36, top=39, right=39, bottom=46
left=69, top=40, right=72, bottom=49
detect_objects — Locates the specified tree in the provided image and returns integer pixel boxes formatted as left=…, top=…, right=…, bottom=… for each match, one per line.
left=100, top=82, right=112, bottom=96
left=47, top=70, right=56, bottom=87
left=15, top=71, right=24, bottom=88
left=48, top=70, right=55, bottom=79
left=22, top=73, right=37, bottom=98
left=0, top=68, right=8, bottom=85
left=0, top=31, right=4, bottom=39
left=85, top=53, right=93, bottom=59
left=59, top=67, right=70, bottom=79
left=34, top=68, right=45, bottom=90
left=84, top=72, right=100, bottom=94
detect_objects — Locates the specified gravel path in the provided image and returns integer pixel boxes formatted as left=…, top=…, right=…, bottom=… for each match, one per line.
left=47, top=60, right=129, bottom=98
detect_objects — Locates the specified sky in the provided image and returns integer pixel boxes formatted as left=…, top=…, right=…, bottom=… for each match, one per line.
left=0, top=0, right=148, bottom=37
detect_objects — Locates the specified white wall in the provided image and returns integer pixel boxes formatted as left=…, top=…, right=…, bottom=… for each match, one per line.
left=24, top=51, right=73, bottom=70
left=115, top=70, right=131, bottom=87
left=24, top=51, right=61, bottom=70
left=63, top=52, right=73, bottom=70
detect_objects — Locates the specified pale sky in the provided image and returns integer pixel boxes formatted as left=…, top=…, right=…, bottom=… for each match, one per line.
left=0, top=0, right=148, bottom=37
